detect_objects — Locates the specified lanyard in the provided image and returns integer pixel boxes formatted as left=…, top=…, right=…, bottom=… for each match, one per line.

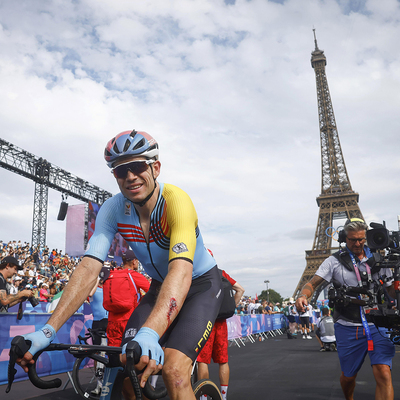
left=349, top=252, right=374, bottom=351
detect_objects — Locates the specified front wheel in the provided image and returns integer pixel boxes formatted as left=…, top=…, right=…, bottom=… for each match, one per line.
left=192, top=379, right=223, bottom=400
left=72, top=356, right=102, bottom=400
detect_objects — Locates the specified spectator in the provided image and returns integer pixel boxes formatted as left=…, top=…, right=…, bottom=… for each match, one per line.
left=197, top=270, right=245, bottom=400
left=299, top=303, right=313, bottom=339
left=261, top=300, right=272, bottom=315
left=104, top=249, right=150, bottom=347
left=0, top=256, right=34, bottom=312
left=10, top=276, right=22, bottom=295
left=88, top=276, right=109, bottom=395
left=39, top=283, right=53, bottom=302
left=247, top=299, right=257, bottom=314
left=316, top=307, right=337, bottom=352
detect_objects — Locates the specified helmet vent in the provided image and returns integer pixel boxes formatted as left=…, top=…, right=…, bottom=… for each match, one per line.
left=123, top=139, right=131, bottom=152
left=113, top=142, right=120, bottom=154
left=104, top=149, right=112, bottom=157
left=130, top=130, right=137, bottom=138
left=133, top=138, right=145, bottom=151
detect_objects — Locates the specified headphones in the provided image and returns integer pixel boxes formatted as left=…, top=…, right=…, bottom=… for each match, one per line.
left=337, top=218, right=365, bottom=243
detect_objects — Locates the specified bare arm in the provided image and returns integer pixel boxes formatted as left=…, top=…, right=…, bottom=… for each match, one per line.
left=134, top=259, right=193, bottom=385
left=0, top=289, right=33, bottom=307
left=232, top=282, right=245, bottom=306
left=88, top=278, right=100, bottom=298
left=46, top=257, right=102, bottom=331
left=142, top=258, right=192, bottom=337
left=295, top=275, right=326, bottom=313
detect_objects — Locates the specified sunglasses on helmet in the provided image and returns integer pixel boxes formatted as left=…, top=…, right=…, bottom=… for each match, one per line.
left=112, top=159, right=155, bottom=179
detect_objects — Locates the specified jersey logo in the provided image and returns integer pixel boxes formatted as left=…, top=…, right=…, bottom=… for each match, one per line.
left=172, top=242, right=188, bottom=254
left=124, top=202, right=132, bottom=216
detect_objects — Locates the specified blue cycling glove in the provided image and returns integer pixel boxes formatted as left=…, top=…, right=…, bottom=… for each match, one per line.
left=22, top=324, right=56, bottom=357
left=122, top=327, right=164, bottom=366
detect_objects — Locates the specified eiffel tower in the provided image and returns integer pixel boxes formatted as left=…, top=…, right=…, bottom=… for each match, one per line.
left=293, top=31, right=364, bottom=299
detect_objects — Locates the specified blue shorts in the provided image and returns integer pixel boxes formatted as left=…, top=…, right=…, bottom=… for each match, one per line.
left=335, top=323, right=395, bottom=377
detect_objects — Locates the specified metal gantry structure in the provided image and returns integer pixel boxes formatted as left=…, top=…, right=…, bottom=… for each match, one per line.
left=292, top=31, right=364, bottom=300
left=0, top=137, right=113, bottom=249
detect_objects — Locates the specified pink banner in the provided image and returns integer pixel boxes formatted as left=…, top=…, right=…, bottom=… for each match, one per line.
left=65, top=204, right=86, bottom=257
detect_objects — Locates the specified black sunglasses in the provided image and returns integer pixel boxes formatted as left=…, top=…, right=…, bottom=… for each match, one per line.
left=112, top=160, right=154, bottom=179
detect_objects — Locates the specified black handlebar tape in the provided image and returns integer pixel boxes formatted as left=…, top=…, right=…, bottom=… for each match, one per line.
left=8, top=337, right=62, bottom=390
left=27, top=351, right=62, bottom=389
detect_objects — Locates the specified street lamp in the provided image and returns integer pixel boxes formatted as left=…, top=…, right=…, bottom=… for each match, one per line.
left=264, top=280, right=270, bottom=303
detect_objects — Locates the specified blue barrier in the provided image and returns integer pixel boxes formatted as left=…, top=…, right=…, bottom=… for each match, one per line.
left=0, top=311, right=93, bottom=385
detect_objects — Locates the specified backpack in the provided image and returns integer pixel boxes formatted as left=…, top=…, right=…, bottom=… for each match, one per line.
left=216, top=270, right=236, bottom=320
left=103, top=269, right=140, bottom=313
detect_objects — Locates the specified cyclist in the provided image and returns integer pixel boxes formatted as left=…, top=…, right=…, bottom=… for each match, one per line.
left=16, top=130, right=223, bottom=400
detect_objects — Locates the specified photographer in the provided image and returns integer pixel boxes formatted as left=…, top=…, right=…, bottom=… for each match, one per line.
left=0, top=256, right=34, bottom=312
left=295, top=218, right=395, bottom=400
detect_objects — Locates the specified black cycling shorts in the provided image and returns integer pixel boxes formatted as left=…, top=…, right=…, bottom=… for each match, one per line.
left=121, top=265, right=223, bottom=361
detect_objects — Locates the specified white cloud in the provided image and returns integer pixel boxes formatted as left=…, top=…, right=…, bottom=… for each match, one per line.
left=0, top=0, right=399, bottom=299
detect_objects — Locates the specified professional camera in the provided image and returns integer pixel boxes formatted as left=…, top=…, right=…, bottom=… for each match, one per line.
left=363, top=222, right=400, bottom=343
left=367, top=222, right=400, bottom=251
left=28, top=296, right=39, bottom=307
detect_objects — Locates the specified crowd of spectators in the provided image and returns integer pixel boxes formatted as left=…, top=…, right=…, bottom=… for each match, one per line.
left=0, top=239, right=79, bottom=303
left=2, top=239, right=282, bottom=312
left=235, top=296, right=284, bottom=315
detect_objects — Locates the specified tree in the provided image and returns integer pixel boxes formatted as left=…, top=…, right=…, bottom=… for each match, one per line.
left=259, top=289, right=283, bottom=305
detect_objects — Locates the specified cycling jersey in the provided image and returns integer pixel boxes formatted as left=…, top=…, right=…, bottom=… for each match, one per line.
left=85, top=183, right=216, bottom=281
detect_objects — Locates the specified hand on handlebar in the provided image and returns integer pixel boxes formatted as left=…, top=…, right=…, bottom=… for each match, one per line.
left=122, top=327, right=164, bottom=388
left=16, top=324, right=56, bottom=372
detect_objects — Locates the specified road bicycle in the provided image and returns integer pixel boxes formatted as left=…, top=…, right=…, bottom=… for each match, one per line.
left=7, top=336, right=222, bottom=400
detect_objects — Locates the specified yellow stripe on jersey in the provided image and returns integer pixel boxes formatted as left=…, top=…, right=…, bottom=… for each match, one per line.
left=162, top=184, right=198, bottom=263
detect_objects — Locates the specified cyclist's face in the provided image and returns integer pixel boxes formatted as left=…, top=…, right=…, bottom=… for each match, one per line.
left=346, top=229, right=367, bottom=257
left=114, top=156, right=161, bottom=205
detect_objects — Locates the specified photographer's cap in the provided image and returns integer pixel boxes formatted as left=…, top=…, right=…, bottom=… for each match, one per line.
left=0, top=256, right=23, bottom=270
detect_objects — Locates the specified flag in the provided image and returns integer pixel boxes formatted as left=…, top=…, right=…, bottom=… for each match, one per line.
left=47, top=290, right=63, bottom=313
left=255, top=293, right=258, bottom=300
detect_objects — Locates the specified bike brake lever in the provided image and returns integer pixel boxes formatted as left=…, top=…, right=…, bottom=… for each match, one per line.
left=126, top=341, right=142, bottom=400
left=6, top=336, right=31, bottom=393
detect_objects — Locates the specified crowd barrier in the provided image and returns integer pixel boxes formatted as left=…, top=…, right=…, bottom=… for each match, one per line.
left=0, top=308, right=286, bottom=385
left=0, top=302, right=93, bottom=386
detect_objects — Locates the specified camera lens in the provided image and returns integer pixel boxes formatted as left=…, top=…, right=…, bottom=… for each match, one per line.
left=372, top=232, right=386, bottom=246
left=29, top=297, right=39, bottom=307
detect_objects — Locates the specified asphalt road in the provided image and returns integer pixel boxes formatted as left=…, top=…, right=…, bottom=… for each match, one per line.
left=2, top=332, right=400, bottom=399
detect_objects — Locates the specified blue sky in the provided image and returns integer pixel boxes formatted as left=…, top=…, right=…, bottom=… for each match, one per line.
left=0, top=0, right=399, bottom=298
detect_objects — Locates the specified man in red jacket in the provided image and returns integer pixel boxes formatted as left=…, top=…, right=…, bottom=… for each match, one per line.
left=104, top=249, right=150, bottom=347
left=197, top=268, right=244, bottom=400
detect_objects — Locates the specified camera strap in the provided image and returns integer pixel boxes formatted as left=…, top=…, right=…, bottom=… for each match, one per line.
left=349, top=253, right=374, bottom=351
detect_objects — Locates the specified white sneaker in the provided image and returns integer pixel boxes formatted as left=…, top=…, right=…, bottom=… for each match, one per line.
left=302, top=335, right=306, bottom=339
left=306, top=335, right=312, bottom=339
